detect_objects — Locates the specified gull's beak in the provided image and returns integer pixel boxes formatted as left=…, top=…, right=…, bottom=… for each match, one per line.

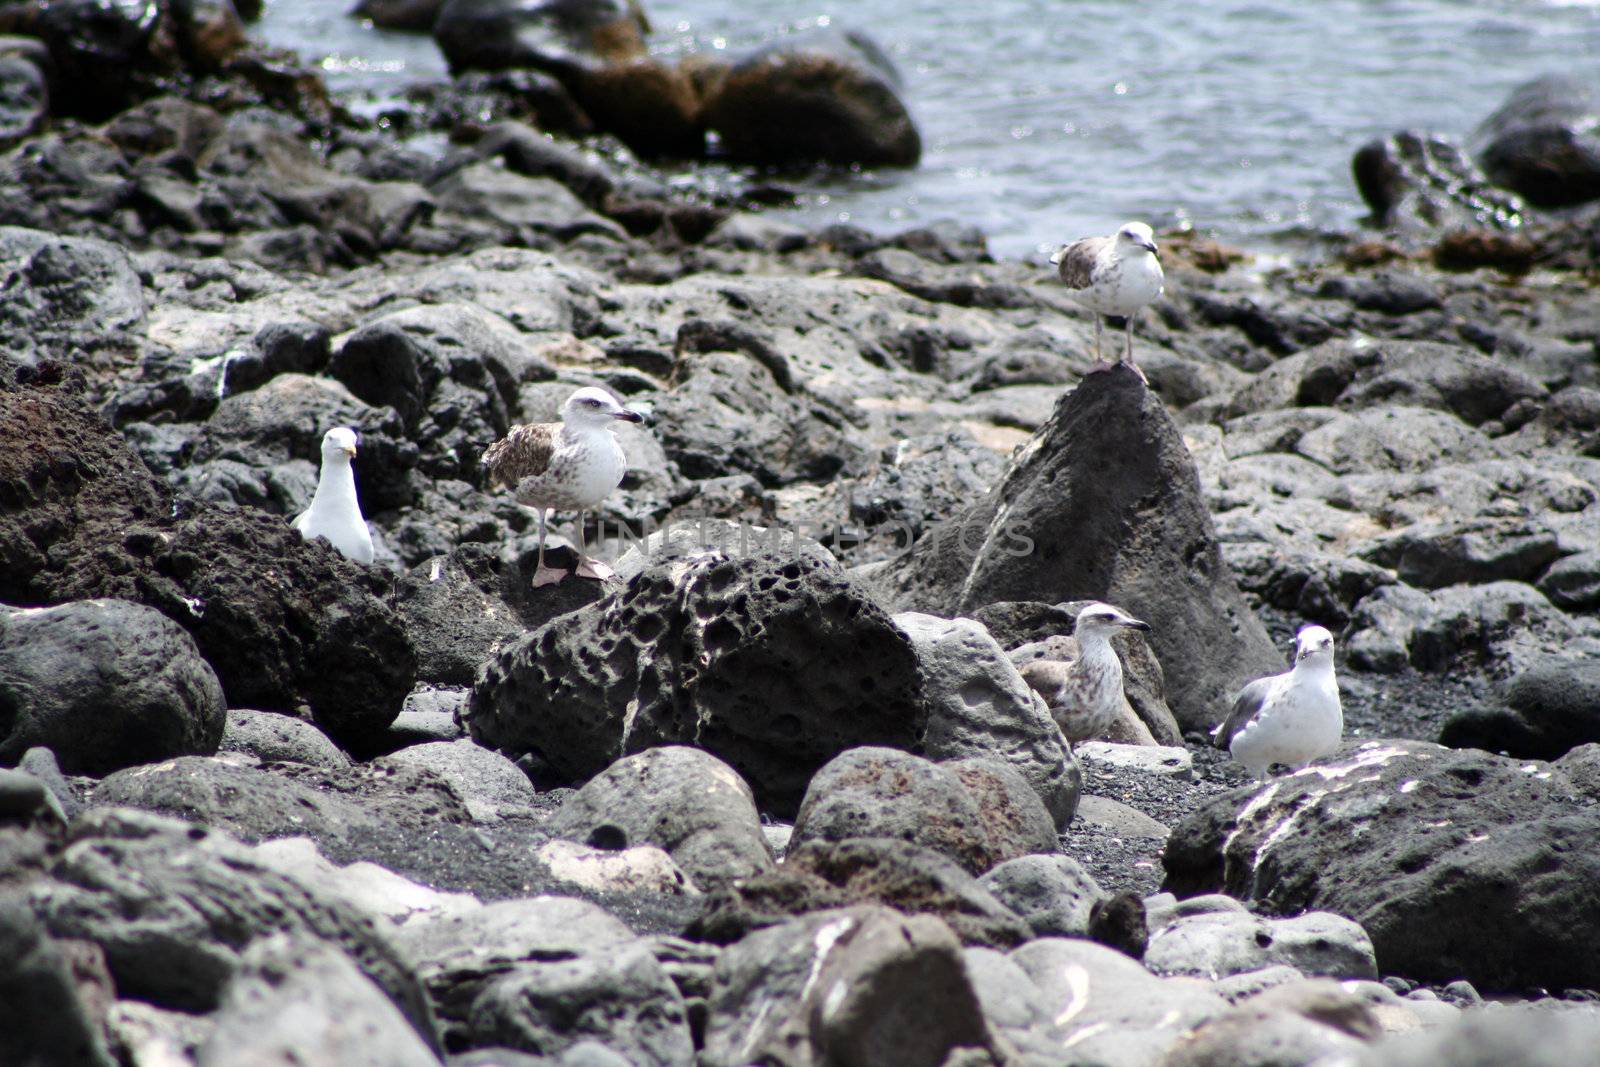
left=614, top=409, right=644, bottom=424
left=342, top=445, right=358, bottom=457
left=1140, top=239, right=1159, bottom=255
left=1122, top=618, right=1152, bottom=632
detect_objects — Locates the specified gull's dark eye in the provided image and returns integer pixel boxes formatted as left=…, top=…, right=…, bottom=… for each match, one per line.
left=584, top=398, right=602, bottom=407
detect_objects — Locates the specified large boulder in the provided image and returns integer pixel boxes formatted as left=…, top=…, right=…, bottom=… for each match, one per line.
left=1351, top=130, right=1526, bottom=233
left=467, top=552, right=927, bottom=815
left=1473, top=75, right=1600, bottom=208
left=1440, top=656, right=1600, bottom=760
left=0, top=380, right=416, bottom=746
left=547, top=746, right=775, bottom=890
left=1163, top=740, right=1600, bottom=993
left=871, top=364, right=1280, bottom=732
left=0, top=600, right=225, bottom=775
left=701, top=27, right=921, bottom=167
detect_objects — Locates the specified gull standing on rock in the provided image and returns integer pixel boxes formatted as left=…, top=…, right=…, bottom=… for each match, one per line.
left=1051, top=221, right=1165, bottom=380
left=293, top=427, right=375, bottom=564
left=1213, top=625, right=1343, bottom=778
left=1014, top=602, right=1151, bottom=744
left=482, top=386, right=643, bottom=588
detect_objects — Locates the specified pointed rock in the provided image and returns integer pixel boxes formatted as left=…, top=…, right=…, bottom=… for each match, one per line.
left=870, top=364, right=1278, bottom=730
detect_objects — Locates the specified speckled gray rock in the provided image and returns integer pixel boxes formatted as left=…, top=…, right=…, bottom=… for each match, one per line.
left=220, top=709, right=351, bottom=769
left=896, top=612, right=1079, bottom=827
left=1145, top=910, right=1378, bottom=981
left=0, top=600, right=225, bottom=775
left=1157, top=978, right=1379, bottom=1067
left=977, top=855, right=1106, bottom=939
left=547, top=746, right=773, bottom=890
left=943, top=757, right=1061, bottom=864
left=379, top=739, right=536, bottom=821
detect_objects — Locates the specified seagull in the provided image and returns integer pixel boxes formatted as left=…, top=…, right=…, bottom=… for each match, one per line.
left=292, top=427, right=375, bottom=564
left=1051, top=221, right=1165, bottom=380
left=1212, top=625, right=1343, bottom=778
left=1012, top=602, right=1151, bottom=744
left=482, top=386, right=643, bottom=587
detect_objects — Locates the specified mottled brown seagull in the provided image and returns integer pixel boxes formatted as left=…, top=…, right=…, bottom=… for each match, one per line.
left=1051, top=221, right=1165, bottom=380
left=1012, top=602, right=1151, bottom=744
left=482, top=386, right=643, bottom=587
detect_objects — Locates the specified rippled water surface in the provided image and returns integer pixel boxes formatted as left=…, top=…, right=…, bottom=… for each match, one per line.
left=257, top=0, right=1600, bottom=258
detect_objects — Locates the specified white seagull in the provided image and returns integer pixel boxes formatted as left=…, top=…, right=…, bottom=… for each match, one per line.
left=1012, top=602, right=1151, bottom=744
left=1051, top=221, right=1165, bottom=380
left=293, top=427, right=375, bottom=564
left=482, top=386, right=643, bottom=587
left=1213, top=625, right=1343, bottom=778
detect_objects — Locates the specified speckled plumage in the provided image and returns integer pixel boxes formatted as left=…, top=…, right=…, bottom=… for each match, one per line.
left=483, top=421, right=627, bottom=512
left=1013, top=603, right=1150, bottom=744
left=1051, top=221, right=1164, bottom=370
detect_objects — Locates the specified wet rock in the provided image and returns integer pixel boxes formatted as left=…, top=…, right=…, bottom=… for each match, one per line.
left=1352, top=130, right=1526, bottom=232
left=1442, top=657, right=1600, bottom=760
left=1163, top=740, right=1600, bottom=992
left=433, top=0, right=647, bottom=79
left=895, top=612, right=1078, bottom=826
left=547, top=746, right=773, bottom=890
left=220, top=708, right=352, bottom=769
left=467, top=552, right=926, bottom=816
left=0, top=893, right=116, bottom=1067
left=197, top=934, right=441, bottom=1066
left=977, top=854, right=1106, bottom=940
left=393, top=896, right=638, bottom=1050
left=1145, top=910, right=1378, bottom=981
left=34, top=808, right=436, bottom=1033
left=792, top=748, right=1015, bottom=875
left=1473, top=75, right=1600, bottom=208
left=700, top=907, right=993, bottom=1067
left=701, top=27, right=921, bottom=167
left=379, top=739, right=536, bottom=821
left=0, top=599, right=225, bottom=774
left=873, top=364, right=1280, bottom=733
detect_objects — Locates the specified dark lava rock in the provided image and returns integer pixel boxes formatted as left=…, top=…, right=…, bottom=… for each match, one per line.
left=700, top=907, right=993, bottom=1067
left=1300, top=338, right=1546, bottom=428
left=691, top=837, right=1030, bottom=950
left=0, top=893, right=116, bottom=1067
left=354, top=0, right=446, bottom=33
left=700, top=27, right=921, bottom=168
left=872, top=363, right=1280, bottom=733
left=0, top=227, right=146, bottom=373
left=548, top=746, right=773, bottom=891
left=219, top=708, right=351, bottom=769
left=1473, top=75, right=1600, bottom=209
left=0, top=599, right=225, bottom=775
left=1538, top=549, right=1600, bottom=611
left=1360, top=518, right=1562, bottom=589
left=34, top=808, right=438, bottom=1040
left=0, top=380, right=416, bottom=746
left=1441, top=657, right=1600, bottom=761
left=199, top=935, right=441, bottom=1066
left=976, top=854, right=1106, bottom=940
left=1163, top=739, right=1600, bottom=993
left=1352, top=130, right=1526, bottom=232
left=433, top=0, right=647, bottom=79
left=467, top=552, right=926, bottom=816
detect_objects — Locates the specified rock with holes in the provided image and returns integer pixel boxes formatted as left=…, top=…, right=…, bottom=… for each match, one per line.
left=0, top=599, right=225, bottom=775
left=701, top=907, right=993, bottom=1067
left=1145, top=910, right=1378, bottom=981
left=1162, top=740, right=1600, bottom=993
left=466, top=552, right=927, bottom=816
left=219, top=708, right=351, bottom=769
left=31, top=809, right=436, bottom=1037
left=547, top=746, right=773, bottom=890
left=391, top=896, right=640, bottom=1050
left=894, top=612, right=1080, bottom=827
left=976, top=855, right=1106, bottom=940
left=871, top=365, right=1280, bottom=733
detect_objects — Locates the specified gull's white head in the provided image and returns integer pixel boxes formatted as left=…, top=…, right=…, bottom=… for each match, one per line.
left=561, top=386, right=644, bottom=430
left=1074, top=601, right=1152, bottom=640
left=1115, top=222, right=1159, bottom=256
left=321, top=427, right=358, bottom=460
left=1294, top=625, right=1336, bottom=665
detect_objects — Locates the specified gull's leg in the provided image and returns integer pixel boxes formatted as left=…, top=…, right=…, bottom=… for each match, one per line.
left=1123, top=314, right=1148, bottom=384
left=572, top=508, right=617, bottom=581
left=532, top=507, right=566, bottom=587
left=1085, top=314, right=1116, bottom=375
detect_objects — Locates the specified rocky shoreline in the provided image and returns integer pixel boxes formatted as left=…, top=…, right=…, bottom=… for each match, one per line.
left=2, top=1, right=1600, bottom=1065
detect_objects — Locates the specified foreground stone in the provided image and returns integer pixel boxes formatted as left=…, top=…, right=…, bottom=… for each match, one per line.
left=1163, top=740, right=1600, bottom=992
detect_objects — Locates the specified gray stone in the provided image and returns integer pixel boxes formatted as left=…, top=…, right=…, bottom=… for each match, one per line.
left=220, top=708, right=352, bottom=769
left=379, top=739, right=537, bottom=821
left=1349, top=1004, right=1600, bottom=1067
left=17, top=747, right=79, bottom=819
left=1442, top=657, right=1600, bottom=760
left=1145, top=910, right=1378, bottom=981
left=0, top=893, right=116, bottom=1067
left=1159, top=978, right=1378, bottom=1067
left=547, top=746, right=773, bottom=891
left=1073, top=795, right=1171, bottom=840
left=0, top=600, right=226, bottom=775
left=896, top=612, right=1080, bottom=827
left=1295, top=407, right=1499, bottom=475
left=942, top=757, right=1061, bottom=864
left=1538, top=549, right=1600, bottom=610
left=1077, top=742, right=1193, bottom=781
left=1474, top=75, right=1600, bottom=208
left=196, top=936, right=441, bottom=1067
left=977, top=855, right=1106, bottom=939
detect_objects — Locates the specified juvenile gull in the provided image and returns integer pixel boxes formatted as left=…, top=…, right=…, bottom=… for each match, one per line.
left=1213, top=625, right=1343, bottom=778
left=482, top=386, right=643, bottom=587
left=1013, top=602, right=1151, bottom=744
left=1051, top=221, right=1165, bottom=379
left=292, top=427, right=374, bottom=564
